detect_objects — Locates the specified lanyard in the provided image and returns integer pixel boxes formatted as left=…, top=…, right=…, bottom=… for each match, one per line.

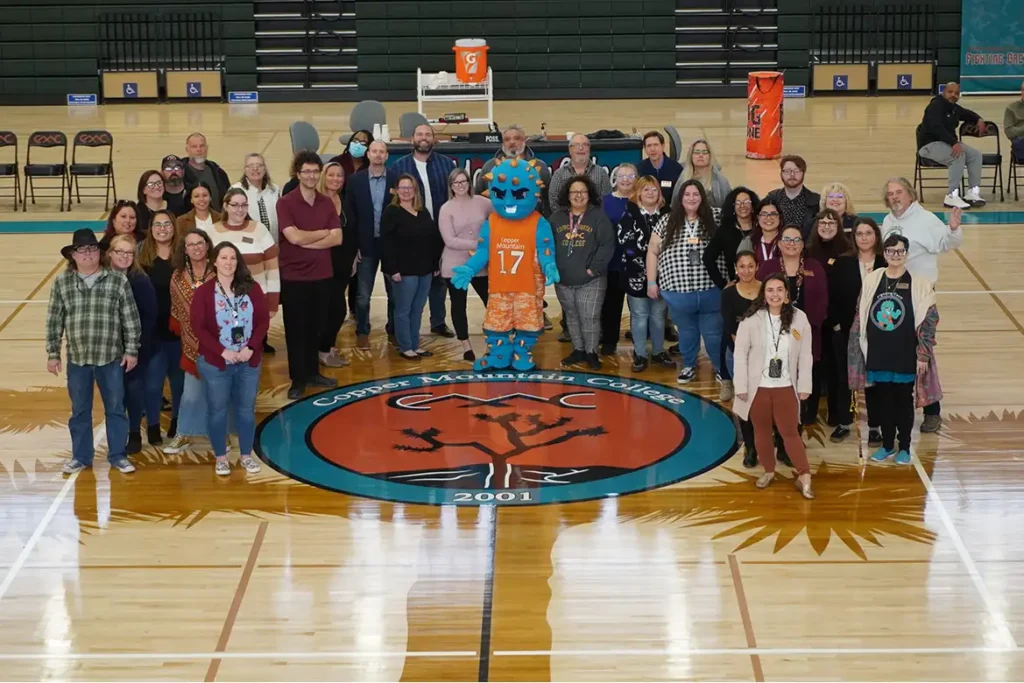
left=218, top=281, right=240, bottom=319
left=767, top=313, right=783, bottom=358
left=760, top=239, right=777, bottom=262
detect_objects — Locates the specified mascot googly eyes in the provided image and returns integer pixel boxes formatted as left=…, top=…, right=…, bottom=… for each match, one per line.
left=451, top=158, right=559, bottom=371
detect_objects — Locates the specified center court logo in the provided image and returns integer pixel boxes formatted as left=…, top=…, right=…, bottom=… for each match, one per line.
left=255, top=372, right=738, bottom=506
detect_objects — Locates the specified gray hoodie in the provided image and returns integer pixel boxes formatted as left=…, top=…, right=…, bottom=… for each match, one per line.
left=550, top=206, right=616, bottom=287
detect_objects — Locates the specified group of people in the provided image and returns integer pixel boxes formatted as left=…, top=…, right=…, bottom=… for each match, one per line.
left=45, top=115, right=968, bottom=493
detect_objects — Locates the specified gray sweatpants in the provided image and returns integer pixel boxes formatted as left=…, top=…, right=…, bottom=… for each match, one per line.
left=918, top=140, right=982, bottom=193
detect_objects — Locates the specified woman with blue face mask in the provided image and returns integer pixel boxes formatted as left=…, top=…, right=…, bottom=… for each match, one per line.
left=329, top=129, right=373, bottom=180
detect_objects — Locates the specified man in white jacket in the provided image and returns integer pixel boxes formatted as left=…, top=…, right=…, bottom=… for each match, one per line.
left=881, top=176, right=963, bottom=433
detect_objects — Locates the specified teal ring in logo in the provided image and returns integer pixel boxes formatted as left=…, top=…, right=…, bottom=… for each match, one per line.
left=255, top=371, right=738, bottom=507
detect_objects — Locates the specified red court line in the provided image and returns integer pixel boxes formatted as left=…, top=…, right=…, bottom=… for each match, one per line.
left=205, top=521, right=268, bottom=682
left=728, top=554, right=765, bottom=682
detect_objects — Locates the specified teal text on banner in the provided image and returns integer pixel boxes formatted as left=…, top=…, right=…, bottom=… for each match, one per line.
left=960, top=0, right=1024, bottom=94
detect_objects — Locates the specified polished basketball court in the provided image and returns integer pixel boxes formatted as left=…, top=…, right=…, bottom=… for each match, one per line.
left=2, top=96, right=1024, bottom=681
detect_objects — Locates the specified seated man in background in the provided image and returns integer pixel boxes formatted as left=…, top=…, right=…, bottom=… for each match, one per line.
left=476, top=124, right=552, bottom=216
left=1005, top=80, right=1024, bottom=161
left=917, top=82, right=987, bottom=209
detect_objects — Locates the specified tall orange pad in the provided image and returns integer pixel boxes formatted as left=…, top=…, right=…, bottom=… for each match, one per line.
left=453, top=39, right=489, bottom=84
left=746, top=71, right=784, bottom=160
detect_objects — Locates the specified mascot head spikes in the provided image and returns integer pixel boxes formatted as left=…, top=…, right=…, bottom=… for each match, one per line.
left=481, top=157, right=544, bottom=220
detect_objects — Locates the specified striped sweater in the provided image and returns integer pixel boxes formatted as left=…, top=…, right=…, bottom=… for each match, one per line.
left=205, top=219, right=281, bottom=312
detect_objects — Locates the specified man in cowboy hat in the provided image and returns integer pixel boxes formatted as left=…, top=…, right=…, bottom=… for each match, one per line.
left=46, top=229, right=142, bottom=475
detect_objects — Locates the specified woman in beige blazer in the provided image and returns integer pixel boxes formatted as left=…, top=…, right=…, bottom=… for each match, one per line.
left=732, top=273, right=815, bottom=498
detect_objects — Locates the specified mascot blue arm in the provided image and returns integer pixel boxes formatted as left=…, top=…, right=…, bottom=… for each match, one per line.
left=451, top=221, right=490, bottom=290
left=535, top=216, right=560, bottom=285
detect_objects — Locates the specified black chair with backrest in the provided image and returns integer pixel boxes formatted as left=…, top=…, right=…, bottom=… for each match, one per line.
left=0, top=132, right=19, bottom=210
left=1007, top=137, right=1023, bottom=202
left=23, top=131, right=69, bottom=212
left=913, top=125, right=961, bottom=202
left=69, top=130, right=116, bottom=211
left=959, top=120, right=1004, bottom=202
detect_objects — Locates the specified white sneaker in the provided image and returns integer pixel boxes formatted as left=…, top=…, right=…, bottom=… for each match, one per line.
left=964, top=186, right=986, bottom=206
left=943, top=190, right=971, bottom=209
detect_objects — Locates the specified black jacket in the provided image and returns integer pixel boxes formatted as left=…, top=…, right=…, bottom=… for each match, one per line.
left=829, top=254, right=887, bottom=333
left=766, top=187, right=821, bottom=240
left=702, top=218, right=752, bottom=288
left=344, top=168, right=397, bottom=259
left=183, top=159, right=231, bottom=202
left=637, top=157, right=684, bottom=207
left=916, top=95, right=982, bottom=148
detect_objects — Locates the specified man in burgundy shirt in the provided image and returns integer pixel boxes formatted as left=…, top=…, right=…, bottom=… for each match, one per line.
left=276, top=151, right=343, bottom=399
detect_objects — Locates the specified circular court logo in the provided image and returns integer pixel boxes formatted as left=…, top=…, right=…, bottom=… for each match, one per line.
left=255, top=372, right=738, bottom=506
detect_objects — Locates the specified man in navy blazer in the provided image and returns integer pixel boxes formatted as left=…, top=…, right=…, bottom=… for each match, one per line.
left=344, top=140, right=397, bottom=349
left=390, top=124, right=457, bottom=338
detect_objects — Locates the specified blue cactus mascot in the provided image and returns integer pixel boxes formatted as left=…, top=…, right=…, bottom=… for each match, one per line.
left=451, top=158, right=559, bottom=371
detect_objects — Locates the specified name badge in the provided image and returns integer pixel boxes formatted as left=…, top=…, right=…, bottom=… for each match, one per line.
left=802, top=269, right=815, bottom=277
left=792, top=329, right=802, bottom=340
left=687, top=237, right=700, bottom=244
left=660, top=180, right=672, bottom=188
left=896, top=282, right=910, bottom=290
left=242, top=236, right=254, bottom=244
left=827, top=258, right=835, bottom=265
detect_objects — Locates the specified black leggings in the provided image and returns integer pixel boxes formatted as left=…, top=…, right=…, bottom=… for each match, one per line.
left=875, top=381, right=915, bottom=452
left=319, top=254, right=354, bottom=353
left=445, top=277, right=489, bottom=341
left=600, top=271, right=627, bottom=346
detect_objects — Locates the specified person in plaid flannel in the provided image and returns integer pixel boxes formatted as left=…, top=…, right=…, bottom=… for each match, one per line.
left=46, top=229, right=142, bottom=475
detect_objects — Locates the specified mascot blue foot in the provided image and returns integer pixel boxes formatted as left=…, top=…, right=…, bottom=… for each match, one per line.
left=511, top=331, right=540, bottom=371
left=475, top=333, right=513, bottom=371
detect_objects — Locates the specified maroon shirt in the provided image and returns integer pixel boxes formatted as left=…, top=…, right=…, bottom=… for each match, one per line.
left=276, top=188, right=341, bottom=281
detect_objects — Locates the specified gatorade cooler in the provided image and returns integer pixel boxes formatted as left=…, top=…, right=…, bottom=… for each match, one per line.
left=453, top=39, right=489, bottom=83
left=746, top=71, right=784, bottom=160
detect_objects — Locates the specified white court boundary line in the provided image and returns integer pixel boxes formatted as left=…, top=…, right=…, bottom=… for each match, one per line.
left=0, top=423, right=103, bottom=603
left=0, top=646, right=1022, bottom=661
left=912, top=453, right=1019, bottom=649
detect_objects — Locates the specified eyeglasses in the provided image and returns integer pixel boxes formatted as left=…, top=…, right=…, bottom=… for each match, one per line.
left=568, top=190, right=588, bottom=196
left=185, top=242, right=207, bottom=250
left=884, top=248, right=907, bottom=256
left=569, top=143, right=590, bottom=150
left=692, top=149, right=710, bottom=156
left=163, top=166, right=182, bottom=173
left=245, top=164, right=265, bottom=170
left=780, top=236, right=803, bottom=244
left=146, top=180, right=164, bottom=188
left=759, top=211, right=780, bottom=219
left=451, top=180, right=469, bottom=187
left=298, top=169, right=321, bottom=177
left=111, top=249, right=135, bottom=257
left=397, top=186, right=416, bottom=193
left=817, top=220, right=838, bottom=227
left=618, top=174, right=637, bottom=180
left=735, top=199, right=752, bottom=207
left=782, top=169, right=804, bottom=176
left=227, top=202, right=249, bottom=209
left=152, top=221, right=174, bottom=228
left=74, top=245, right=100, bottom=255
left=827, top=193, right=845, bottom=200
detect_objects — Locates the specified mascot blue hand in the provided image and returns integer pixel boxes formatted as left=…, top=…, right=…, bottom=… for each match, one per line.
left=544, top=261, right=560, bottom=286
left=451, top=265, right=474, bottom=290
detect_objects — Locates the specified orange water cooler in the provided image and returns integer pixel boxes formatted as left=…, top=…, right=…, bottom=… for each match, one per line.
left=453, top=39, right=489, bottom=83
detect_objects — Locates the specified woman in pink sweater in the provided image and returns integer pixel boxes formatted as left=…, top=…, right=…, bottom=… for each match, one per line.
left=438, top=168, right=492, bottom=361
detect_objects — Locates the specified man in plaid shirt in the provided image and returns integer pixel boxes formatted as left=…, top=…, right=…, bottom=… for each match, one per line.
left=46, top=229, right=142, bottom=475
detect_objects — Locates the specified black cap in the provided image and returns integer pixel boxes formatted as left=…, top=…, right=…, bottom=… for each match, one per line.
left=61, top=229, right=107, bottom=259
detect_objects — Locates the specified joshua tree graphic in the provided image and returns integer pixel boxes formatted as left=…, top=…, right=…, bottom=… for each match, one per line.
left=393, top=411, right=606, bottom=488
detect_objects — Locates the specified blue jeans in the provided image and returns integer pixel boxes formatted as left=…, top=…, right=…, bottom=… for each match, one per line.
left=393, top=274, right=433, bottom=352
left=177, top=371, right=207, bottom=437
left=355, top=250, right=395, bottom=336
left=661, top=288, right=723, bottom=375
left=67, top=360, right=129, bottom=465
left=626, top=295, right=667, bottom=358
left=198, top=357, right=260, bottom=458
left=145, top=339, right=184, bottom=422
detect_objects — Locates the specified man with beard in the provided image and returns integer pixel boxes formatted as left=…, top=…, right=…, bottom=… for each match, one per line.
left=548, top=134, right=612, bottom=214
left=391, top=124, right=456, bottom=338
left=917, top=82, right=987, bottom=209
left=766, top=155, right=821, bottom=239
left=881, top=176, right=963, bottom=433
left=182, top=133, right=230, bottom=209
left=475, top=124, right=552, bottom=216
left=160, top=155, right=192, bottom=217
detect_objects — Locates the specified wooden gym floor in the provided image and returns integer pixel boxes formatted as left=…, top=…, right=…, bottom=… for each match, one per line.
left=1, top=96, right=1024, bottom=682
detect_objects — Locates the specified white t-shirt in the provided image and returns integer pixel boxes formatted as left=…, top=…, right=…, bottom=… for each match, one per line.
left=195, top=214, right=214, bottom=233
left=414, top=158, right=433, bottom=217
left=759, top=312, right=793, bottom=388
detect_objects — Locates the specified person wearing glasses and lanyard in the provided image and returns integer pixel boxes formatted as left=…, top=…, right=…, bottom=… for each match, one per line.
left=757, top=225, right=828, bottom=427
left=738, top=197, right=783, bottom=266
left=848, top=234, right=941, bottom=465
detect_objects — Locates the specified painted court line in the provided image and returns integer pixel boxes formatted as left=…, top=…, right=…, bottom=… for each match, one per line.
left=727, top=554, right=764, bottom=682
left=912, top=453, right=1019, bottom=649
left=0, top=651, right=478, bottom=661
left=0, top=422, right=104, bottom=603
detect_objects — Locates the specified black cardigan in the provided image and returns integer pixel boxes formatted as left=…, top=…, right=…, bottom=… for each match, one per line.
left=379, top=204, right=443, bottom=277
left=703, top=218, right=754, bottom=288
left=829, top=253, right=887, bottom=333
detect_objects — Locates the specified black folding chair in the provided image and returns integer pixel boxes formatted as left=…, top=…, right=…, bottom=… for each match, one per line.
left=69, top=130, right=116, bottom=211
left=22, top=131, right=69, bottom=212
left=0, top=132, right=19, bottom=210
left=959, top=120, right=1004, bottom=202
left=1009, top=144, right=1023, bottom=202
